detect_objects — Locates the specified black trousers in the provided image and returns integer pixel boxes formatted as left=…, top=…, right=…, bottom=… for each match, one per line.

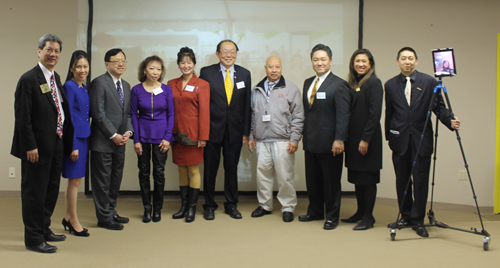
left=137, top=142, right=168, bottom=210
left=203, top=127, right=242, bottom=210
left=91, top=150, right=125, bottom=222
left=392, top=137, right=431, bottom=225
left=21, top=137, right=63, bottom=247
left=304, top=151, right=343, bottom=222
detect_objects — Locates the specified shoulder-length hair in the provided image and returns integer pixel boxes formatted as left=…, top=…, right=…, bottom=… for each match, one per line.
left=138, top=55, right=166, bottom=83
left=347, top=49, right=376, bottom=89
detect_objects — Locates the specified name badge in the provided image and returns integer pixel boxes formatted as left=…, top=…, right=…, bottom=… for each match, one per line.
left=40, top=84, right=50, bottom=93
left=185, top=85, right=195, bottom=92
left=236, top=81, right=245, bottom=89
left=152, top=87, right=163, bottom=95
left=316, top=92, right=326, bottom=99
left=262, top=114, right=271, bottom=122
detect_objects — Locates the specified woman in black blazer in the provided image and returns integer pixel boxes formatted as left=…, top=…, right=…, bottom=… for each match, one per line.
left=342, top=49, right=383, bottom=230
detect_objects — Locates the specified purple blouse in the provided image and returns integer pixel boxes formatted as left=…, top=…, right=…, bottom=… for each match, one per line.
left=131, top=83, right=174, bottom=144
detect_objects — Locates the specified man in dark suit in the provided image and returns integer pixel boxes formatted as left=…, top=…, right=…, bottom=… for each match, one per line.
left=200, top=40, right=251, bottom=220
left=298, top=44, right=351, bottom=230
left=11, top=34, right=74, bottom=253
left=89, top=48, right=133, bottom=230
left=385, top=47, right=460, bottom=237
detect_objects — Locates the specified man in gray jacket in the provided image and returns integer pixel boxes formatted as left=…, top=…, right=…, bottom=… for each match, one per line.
left=248, top=56, right=304, bottom=222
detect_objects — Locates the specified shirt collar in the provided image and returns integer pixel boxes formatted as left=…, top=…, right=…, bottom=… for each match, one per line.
left=401, top=70, right=417, bottom=82
left=220, top=63, right=235, bottom=74
left=316, top=70, right=331, bottom=81
left=38, top=62, right=54, bottom=82
left=107, top=71, right=122, bottom=85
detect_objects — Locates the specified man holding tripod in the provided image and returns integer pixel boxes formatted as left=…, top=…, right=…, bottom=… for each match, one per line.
left=385, top=47, right=460, bottom=237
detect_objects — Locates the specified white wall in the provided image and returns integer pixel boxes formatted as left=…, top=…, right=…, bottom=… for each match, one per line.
left=0, top=0, right=497, bottom=209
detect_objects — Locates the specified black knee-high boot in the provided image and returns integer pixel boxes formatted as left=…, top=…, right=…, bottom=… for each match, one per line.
left=172, top=186, right=189, bottom=219
left=185, top=188, right=199, bottom=223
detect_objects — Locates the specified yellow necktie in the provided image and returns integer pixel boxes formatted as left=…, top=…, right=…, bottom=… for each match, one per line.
left=309, top=78, right=319, bottom=107
left=225, top=69, right=233, bottom=105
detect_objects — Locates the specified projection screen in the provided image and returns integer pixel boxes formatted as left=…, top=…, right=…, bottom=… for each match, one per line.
left=78, top=0, right=361, bottom=192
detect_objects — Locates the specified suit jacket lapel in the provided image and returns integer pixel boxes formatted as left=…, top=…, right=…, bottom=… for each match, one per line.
left=35, top=65, right=58, bottom=111
left=105, top=72, right=124, bottom=109
left=310, top=73, right=334, bottom=110
left=303, top=76, right=314, bottom=113
left=410, top=71, right=423, bottom=106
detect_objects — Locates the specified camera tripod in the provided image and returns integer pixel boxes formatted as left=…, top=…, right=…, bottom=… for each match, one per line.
left=387, top=78, right=491, bottom=250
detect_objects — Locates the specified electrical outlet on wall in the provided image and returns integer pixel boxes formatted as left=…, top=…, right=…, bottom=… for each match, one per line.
left=9, top=167, right=15, bottom=179
left=458, top=170, right=467, bottom=181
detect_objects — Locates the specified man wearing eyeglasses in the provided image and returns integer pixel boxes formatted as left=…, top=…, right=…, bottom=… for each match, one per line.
left=89, top=48, right=133, bottom=230
left=200, top=40, right=251, bottom=220
left=12, top=34, right=74, bottom=253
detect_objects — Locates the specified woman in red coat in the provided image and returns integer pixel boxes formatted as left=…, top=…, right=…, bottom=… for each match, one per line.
left=167, top=47, right=210, bottom=222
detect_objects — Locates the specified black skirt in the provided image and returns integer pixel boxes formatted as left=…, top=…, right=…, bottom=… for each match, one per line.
left=347, top=169, right=380, bottom=185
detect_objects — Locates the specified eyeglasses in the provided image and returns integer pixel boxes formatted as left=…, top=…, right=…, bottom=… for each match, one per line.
left=44, top=48, right=61, bottom=55
left=108, top=60, right=127, bottom=65
left=219, top=51, right=237, bottom=56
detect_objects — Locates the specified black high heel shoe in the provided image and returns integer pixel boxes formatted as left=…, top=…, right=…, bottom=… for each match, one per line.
left=68, top=220, right=90, bottom=237
left=63, top=218, right=88, bottom=232
left=62, top=218, right=69, bottom=231
left=353, top=218, right=376, bottom=231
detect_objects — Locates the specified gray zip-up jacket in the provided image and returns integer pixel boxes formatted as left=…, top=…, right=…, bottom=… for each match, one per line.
left=249, top=76, right=304, bottom=143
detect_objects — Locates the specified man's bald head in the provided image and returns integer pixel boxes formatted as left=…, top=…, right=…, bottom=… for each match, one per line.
left=265, top=56, right=282, bottom=82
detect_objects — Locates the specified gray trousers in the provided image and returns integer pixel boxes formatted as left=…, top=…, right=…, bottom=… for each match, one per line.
left=256, top=141, right=297, bottom=212
left=91, top=150, right=125, bottom=222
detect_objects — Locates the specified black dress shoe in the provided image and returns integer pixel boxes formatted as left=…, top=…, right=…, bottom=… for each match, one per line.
left=152, top=209, right=161, bottom=223
left=44, top=233, right=66, bottom=242
left=283, top=212, right=294, bottom=222
left=225, top=207, right=242, bottom=219
left=353, top=218, right=375, bottom=231
left=323, top=220, right=338, bottom=230
left=143, top=209, right=152, bottom=223
left=26, top=242, right=57, bottom=253
left=204, top=209, right=215, bottom=220
left=251, top=206, right=271, bottom=218
left=298, top=215, right=324, bottom=222
left=113, top=214, right=129, bottom=224
left=413, top=226, right=429, bottom=237
left=97, top=220, right=124, bottom=230
left=387, top=218, right=409, bottom=228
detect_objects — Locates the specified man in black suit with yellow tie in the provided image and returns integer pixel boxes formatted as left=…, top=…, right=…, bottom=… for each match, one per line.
left=385, top=47, right=460, bottom=237
left=200, top=40, right=251, bottom=220
left=11, top=34, right=74, bottom=253
left=298, top=44, right=351, bottom=230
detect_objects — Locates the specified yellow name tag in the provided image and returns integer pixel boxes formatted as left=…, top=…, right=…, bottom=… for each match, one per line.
left=40, top=84, right=50, bottom=93
left=417, top=87, right=422, bottom=91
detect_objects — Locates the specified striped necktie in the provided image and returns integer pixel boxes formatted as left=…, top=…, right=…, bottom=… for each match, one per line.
left=266, top=81, right=277, bottom=99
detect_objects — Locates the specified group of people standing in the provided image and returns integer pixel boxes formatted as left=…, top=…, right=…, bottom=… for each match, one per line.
left=12, top=33, right=460, bottom=254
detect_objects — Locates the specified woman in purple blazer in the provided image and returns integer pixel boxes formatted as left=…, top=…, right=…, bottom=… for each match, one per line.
left=131, top=56, right=174, bottom=223
left=62, top=50, right=90, bottom=237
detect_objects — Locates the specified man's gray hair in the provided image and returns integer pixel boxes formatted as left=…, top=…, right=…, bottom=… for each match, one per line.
left=38, top=34, right=63, bottom=51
